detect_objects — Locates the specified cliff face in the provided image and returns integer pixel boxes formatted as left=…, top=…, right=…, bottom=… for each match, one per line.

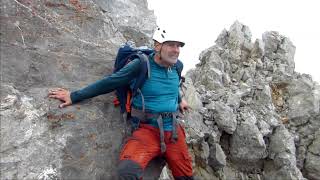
left=179, top=21, right=320, bottom=180
left=1, top=1, right=319, bottom=180
left=0, top=0, right=158, bottom=179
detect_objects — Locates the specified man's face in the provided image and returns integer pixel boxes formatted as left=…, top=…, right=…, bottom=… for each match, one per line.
left=155, top=41, right=181, bottom=65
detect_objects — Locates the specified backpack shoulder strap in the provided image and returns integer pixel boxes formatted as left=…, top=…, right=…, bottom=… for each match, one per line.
left=131, top=51, right=150, bottom=96
left=137, top=52, right=151, bottom=78
left=175, top=59, right=184, bottom=83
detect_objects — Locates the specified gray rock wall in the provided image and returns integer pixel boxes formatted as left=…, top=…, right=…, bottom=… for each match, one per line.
left=1, top=0, right=157, bottom=179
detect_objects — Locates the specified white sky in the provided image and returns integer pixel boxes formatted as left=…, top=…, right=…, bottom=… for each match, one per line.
left=147, top=0, right=320, bottom=83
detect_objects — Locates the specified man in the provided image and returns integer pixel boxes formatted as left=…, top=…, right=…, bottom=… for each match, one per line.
left=49, top=27, right=194, bottom=180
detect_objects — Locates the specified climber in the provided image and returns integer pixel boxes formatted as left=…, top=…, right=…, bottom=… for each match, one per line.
left=48, top=27, right=194, bottom=180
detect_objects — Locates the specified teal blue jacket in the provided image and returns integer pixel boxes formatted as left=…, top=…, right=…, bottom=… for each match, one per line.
left=71, top=53, right=181, bottom=131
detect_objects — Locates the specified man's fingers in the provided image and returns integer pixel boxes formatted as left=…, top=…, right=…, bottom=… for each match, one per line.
left=59, top=102, right=68, bottom=108
left=48, top=94, right=58, bottom=98
left=49, top=88, right=65, bottom=93
left=180, top=107, right=185, bottom=114
left=48, top=88, right=71, bottom=108
left=183, top=106, right=192, bottom=113
left=48, top=91, right=67, bottom=97
left=49, top=89, right=57, bottom=93
left=49, top=94, right=67, bottom=101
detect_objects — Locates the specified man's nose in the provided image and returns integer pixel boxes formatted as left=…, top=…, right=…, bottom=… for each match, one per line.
left=172, top=45, right=180, bottom=53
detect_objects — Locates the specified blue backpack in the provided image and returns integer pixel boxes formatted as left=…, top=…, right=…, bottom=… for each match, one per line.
left=113, top=42, right=184, bottom=124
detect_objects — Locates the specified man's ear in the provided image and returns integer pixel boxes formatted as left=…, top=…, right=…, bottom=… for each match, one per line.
left=154, top=41, right=161, bottom=52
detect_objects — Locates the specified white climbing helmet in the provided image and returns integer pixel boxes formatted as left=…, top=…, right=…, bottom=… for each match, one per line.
left=152, top=27, right=185, bottom=47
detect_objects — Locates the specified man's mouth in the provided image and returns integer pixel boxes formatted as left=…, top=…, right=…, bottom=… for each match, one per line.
left=169, top=55, right=179, bottom=59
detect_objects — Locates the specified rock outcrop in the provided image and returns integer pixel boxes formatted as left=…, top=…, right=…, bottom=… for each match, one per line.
left=1, top=1, right=319, bottom=180
left=181, top=21, right=320, bottom=180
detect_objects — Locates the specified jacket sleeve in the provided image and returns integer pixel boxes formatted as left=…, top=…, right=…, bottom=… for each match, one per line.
left=70, top=59, right=141, bottom=104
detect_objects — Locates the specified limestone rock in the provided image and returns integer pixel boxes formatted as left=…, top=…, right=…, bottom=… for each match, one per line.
left=208, top=143, right=226, bottom=170
left=304, top=130, right=320, bottom=179
left=230, top=109, right=266, bottom=168
left=212, top=102, right=237, bottom=134
left=287, top=76, right=319, bottom=123
left=0, top=0, right=160, bottom=179
left=264, top=125, right=304, bottom=180
left=186, top=21, right=318, bottom=179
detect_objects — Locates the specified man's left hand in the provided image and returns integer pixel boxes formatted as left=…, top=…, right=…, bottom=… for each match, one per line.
left=179, top=99, right=191, bottom=114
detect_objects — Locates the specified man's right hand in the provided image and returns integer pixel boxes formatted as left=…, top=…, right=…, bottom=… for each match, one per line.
left=48, top=88, right=72, bottom=108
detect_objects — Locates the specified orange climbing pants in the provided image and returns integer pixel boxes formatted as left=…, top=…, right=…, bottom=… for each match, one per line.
left=119, top=124, right=193, bottom=177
